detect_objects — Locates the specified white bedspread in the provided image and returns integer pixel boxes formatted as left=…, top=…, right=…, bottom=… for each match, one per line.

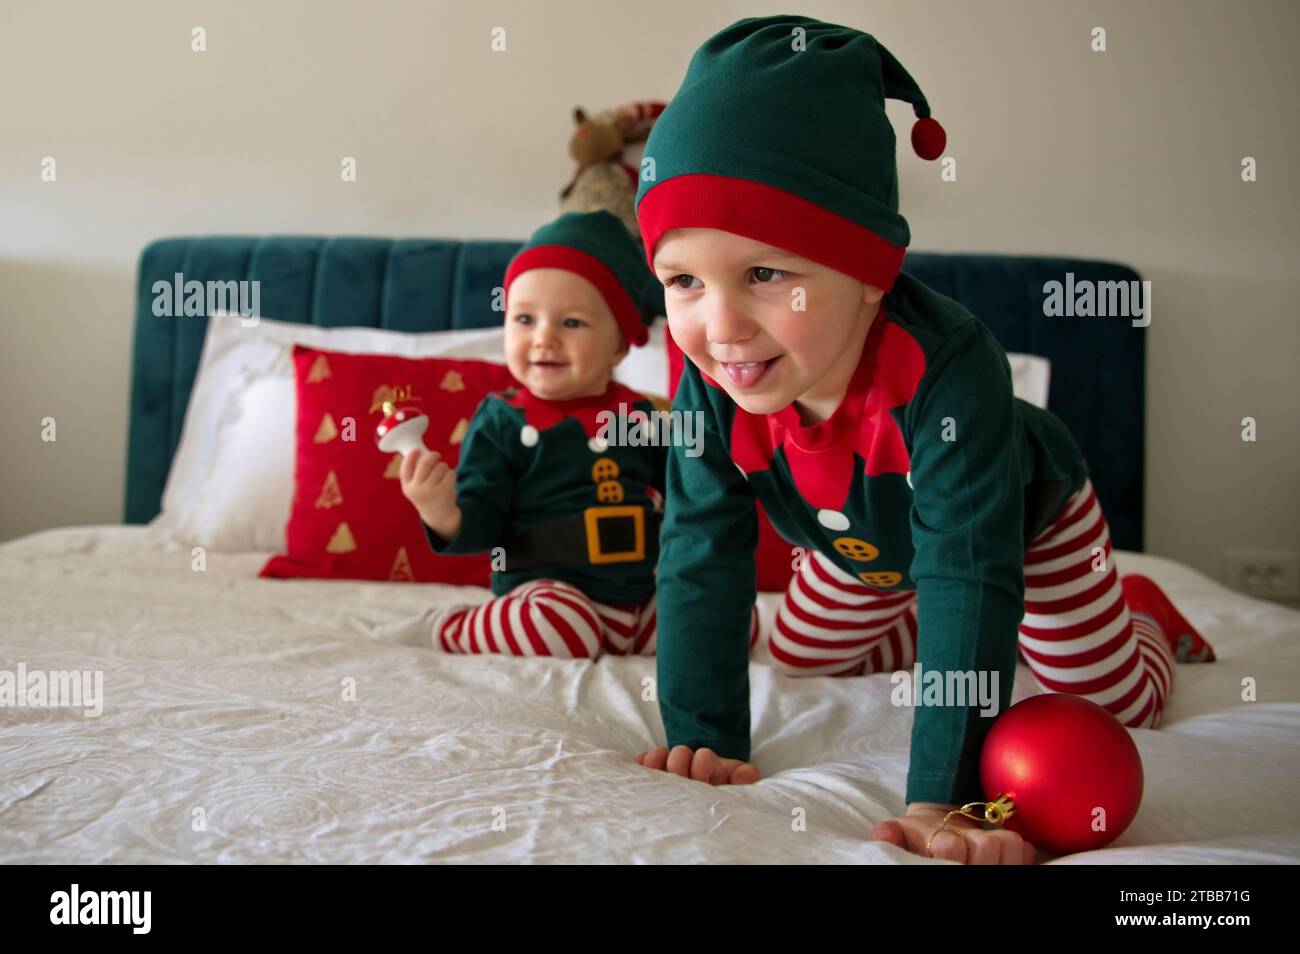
left=2, top=525, right=1298, bottom=864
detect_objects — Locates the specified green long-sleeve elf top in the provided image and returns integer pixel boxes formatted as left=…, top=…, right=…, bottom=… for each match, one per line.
left=657, top=271, right=1091, bottom=806
left=423, top=381, right=667, bottom=606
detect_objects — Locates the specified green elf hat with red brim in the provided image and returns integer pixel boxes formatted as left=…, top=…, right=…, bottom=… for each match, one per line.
left=504, top=210, right=654, bottom=348
left=635, top=15, right=946, bottom=293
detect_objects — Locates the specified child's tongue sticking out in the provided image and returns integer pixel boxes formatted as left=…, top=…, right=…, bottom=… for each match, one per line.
left=719, top=357, right=774, bottom=390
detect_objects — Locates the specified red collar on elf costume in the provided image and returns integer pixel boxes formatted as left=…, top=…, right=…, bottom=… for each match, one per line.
left=506, top=381, right=647, bottom=439
left=711, top=308, right=927, bottom=513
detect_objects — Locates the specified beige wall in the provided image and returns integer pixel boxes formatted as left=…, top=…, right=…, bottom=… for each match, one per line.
left=2, top=0, right=1297, bottom=605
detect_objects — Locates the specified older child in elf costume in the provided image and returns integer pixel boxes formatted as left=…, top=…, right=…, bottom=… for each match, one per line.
left=631, top=16, right=1214, bottom=863
left=400, top=210, right=760, bottom=657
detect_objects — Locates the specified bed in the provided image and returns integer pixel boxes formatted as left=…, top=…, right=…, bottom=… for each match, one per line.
left=3, top=237, right=1298, bottom=864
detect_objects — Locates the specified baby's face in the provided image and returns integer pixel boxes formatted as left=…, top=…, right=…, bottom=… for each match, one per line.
left=504, top=268, right=627, bottom=400
left=652, top=228, right=883, bottom=418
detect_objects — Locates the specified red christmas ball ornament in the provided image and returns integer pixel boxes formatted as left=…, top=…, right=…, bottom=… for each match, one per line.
left=910, top=116, right=946, bottom=160
left=979, top=693, right=1144, bottom=855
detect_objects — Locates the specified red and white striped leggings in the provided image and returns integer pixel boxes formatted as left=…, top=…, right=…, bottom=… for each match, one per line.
left=770, top=478, right=1176, bottom=729
left=431, top=579, right=762, bottom=659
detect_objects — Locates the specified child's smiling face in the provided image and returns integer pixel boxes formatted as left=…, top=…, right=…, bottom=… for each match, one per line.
left=504, top=268, right=628, bottom=400
left=653, top=228, right=884, bottom=423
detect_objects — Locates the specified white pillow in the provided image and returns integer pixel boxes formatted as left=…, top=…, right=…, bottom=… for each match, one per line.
left=1007, top=352, right=1051, bottom=409
left=615, top=316, right=670, bottom=399
left=153, top=314, right=671, bottom=553
left=183, top=372, right=296, bottom=551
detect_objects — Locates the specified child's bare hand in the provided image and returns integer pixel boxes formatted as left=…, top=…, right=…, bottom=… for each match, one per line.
left=869, top=802, right=1037, bottom=864
left=399, top=448, right=460, bottom=539
left=635, top=745, right=761, bottom=785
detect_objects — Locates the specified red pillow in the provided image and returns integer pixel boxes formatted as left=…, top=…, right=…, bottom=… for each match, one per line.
left=260, top=345, right=518, bottom=585
left=664, top=327, right=797, bottom=593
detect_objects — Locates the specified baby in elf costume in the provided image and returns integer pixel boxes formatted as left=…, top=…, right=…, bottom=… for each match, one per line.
left=630, top=16, right=1216, bottom=863
left=400, top=210, right=760, bottom=657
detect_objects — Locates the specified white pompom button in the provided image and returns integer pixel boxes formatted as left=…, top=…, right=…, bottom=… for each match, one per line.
left=588, top=436, right=608, bottom=453
left=817, top=509, right=850, bottom=531
left=520, top=425, right=539, bottom=447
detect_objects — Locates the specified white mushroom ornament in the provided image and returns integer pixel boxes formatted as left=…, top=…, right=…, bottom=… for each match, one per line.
left=375, top=401, right=431, bottom=457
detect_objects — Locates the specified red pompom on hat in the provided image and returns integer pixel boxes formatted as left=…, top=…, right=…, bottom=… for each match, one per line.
left=911, top=116, right=946, bottom=161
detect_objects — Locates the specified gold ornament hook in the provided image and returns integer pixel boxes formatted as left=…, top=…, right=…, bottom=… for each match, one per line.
left=925, top=794, right=1017, bottom=856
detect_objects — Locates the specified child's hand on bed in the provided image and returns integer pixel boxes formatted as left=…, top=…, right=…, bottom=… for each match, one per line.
left=869, top=802, right=1037, bottom=864
left=635, top=745, right=761, bottom=785
left=399, top=448, right=462, bottom=541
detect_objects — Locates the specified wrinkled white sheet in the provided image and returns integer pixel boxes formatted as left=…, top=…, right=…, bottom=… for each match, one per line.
left=2, top=525, right=1298, bottom=863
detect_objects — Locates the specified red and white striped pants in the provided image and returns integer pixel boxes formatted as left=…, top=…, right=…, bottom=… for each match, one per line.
left=770, top=478, right=1176, bottom=729
left=432, top=578, right=762, bottom=659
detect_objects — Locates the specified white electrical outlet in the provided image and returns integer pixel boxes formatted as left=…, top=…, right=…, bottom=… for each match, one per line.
left=1223, top=550, right=1300, bottom=599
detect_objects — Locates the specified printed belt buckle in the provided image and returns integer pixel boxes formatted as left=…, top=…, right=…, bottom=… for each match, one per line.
left=583, top=505, right=645, bottom=565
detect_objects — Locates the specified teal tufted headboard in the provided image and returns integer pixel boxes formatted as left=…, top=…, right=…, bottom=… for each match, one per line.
left=125, top=237, right=1145, bottom=550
